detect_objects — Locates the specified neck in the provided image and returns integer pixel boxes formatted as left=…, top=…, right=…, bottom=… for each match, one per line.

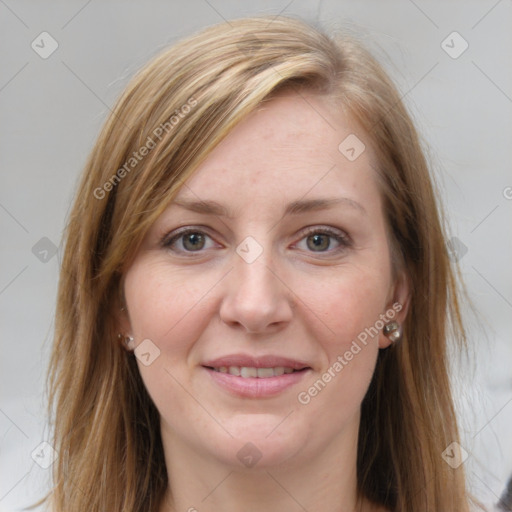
left=158, top=417, right=378, bottom=512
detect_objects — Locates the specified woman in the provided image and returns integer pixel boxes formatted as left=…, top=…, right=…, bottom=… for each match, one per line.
left=41, top=15, right=476, bottom=512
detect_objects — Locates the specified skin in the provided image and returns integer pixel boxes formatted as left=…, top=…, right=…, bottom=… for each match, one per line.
left=120, top=91, right=409, bottom=512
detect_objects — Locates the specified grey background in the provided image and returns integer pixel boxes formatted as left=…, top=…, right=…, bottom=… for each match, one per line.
left=1, top=1, right=511, bottom=510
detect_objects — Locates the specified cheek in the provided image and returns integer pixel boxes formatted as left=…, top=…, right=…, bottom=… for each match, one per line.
left=123, top=260, right=217, bottom=423
left=122, top=260, right=218, bottom=428
left=123, top=259, right=215, bottom=358
left=291, top=265, right=389, bottom=410
left=296, top=263, right=391, bottom=351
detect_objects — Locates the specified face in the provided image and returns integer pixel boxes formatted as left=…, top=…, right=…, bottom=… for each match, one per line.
left=121, top=92, right=408, bottom=470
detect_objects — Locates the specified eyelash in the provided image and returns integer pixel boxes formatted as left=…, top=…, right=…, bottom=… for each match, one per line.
left=294, top=226, right=351, bottom=254
left=161, top=227, right=217, bottom=254
left=161, top=225, right=351, bottom=256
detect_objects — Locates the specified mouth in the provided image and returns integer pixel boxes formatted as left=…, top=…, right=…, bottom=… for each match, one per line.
left=206, top=366, right=308, bottom=378
left=201, top=355, right=312, bottom=398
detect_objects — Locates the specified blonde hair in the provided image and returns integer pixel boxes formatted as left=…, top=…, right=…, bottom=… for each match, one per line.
left=40, top=15, right=473, bottom=511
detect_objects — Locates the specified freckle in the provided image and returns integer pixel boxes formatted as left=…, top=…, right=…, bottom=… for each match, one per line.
left=249, top=175, right=260, bottom=186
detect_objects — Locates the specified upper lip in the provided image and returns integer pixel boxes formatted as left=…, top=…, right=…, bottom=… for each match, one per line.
left=202, top=354, right=311, bottom=370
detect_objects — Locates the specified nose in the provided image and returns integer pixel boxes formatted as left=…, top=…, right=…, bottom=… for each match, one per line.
left=219, top=250, right=294, bottom=334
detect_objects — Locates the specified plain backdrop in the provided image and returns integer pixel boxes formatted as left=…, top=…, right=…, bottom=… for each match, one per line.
left=1, top=1, right=511, bottom=510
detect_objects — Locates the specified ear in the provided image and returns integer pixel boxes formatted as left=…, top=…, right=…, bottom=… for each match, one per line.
left=115, top=279, right=134, bottom=351
left=379, top=270, right=410, bottom=349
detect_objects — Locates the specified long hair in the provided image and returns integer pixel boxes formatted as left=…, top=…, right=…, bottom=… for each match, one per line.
left=40, top=15, right=472, bottom=511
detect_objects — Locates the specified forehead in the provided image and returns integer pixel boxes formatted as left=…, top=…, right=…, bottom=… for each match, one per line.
left=178, top=92, right=380, bottom=212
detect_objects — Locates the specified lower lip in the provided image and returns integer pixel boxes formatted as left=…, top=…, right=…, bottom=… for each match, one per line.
left=203, top=367, right=310, bottom=398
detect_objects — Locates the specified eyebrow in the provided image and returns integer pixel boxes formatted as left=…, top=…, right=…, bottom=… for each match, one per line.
left=285, top=197, right=366, bottom=215
left=172, top=197, right=366, bottom=217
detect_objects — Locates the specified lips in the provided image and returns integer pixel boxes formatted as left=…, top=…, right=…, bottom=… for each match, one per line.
left=201, top=354, right=312, bottom=398
left=202, top=354, right=311, bottom=371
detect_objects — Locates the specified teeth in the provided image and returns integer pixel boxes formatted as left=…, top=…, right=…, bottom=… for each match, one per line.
left=211, top=366, right=302, bottom=377
left=240, top=367, right=257, bottom=378
left=257, top=367, right=274, bottom=378
left=228, top=366, right=240, bottom=376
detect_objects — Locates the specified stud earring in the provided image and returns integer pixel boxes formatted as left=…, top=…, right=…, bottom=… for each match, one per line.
left=117, top=333, right=134, bottom=349
left=383, top=321, right=402, bottom=343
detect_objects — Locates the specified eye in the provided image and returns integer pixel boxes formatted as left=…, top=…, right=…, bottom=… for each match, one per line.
left=294, top=226, right=350, bottom=254
left=162, top=228, right=217, bottom=253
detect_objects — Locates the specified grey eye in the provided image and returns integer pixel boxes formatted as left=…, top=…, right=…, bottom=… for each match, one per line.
left=163, top=229, right=215, bottom=252
left=306, top=233, right=332, bottom=251
left=181, top=232, right=206, bottom=251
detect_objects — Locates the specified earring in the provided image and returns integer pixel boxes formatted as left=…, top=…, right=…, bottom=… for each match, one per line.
left=383, top=321, right=402, bottom=343
left=117, top=333, right=134, bottom=349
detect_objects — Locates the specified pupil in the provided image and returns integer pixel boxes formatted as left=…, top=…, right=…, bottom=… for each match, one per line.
left=308, top=234, right=329, bottom=251
left=184, top=233, right=204, bottom=251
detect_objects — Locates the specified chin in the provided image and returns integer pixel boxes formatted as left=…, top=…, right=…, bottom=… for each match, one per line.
left=210, top=414, right=310, bottom=470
